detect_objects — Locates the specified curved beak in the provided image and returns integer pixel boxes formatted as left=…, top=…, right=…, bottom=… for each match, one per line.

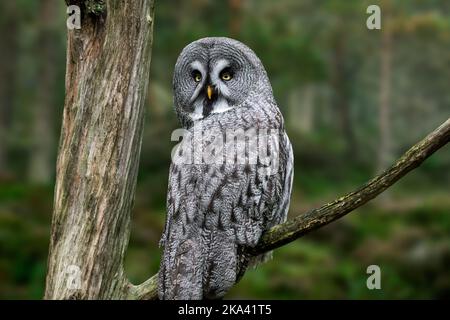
left=207, top=85, right=213, bottom=100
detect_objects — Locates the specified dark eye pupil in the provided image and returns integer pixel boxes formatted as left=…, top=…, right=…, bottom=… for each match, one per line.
left=220, top=68, right=233, bottom=81
left=192, top=71, right=201, bottom=82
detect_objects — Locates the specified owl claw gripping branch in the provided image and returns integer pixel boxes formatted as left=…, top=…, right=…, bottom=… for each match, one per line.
left=159, top=37, right=294, bottom=300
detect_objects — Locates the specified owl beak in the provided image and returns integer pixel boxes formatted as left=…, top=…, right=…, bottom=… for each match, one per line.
left=207, top=85, right=213, bottom=100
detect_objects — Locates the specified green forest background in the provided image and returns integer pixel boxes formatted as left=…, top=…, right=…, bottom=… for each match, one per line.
left=0, top=0, right=449, bottom=299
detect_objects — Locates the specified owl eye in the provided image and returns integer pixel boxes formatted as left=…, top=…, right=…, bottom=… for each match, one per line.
left=220, top=69, right=233, bottom=81
left=192, top=70, right=202, bottom=82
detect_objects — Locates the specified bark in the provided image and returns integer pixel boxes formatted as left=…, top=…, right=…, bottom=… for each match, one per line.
left=44, top=0, right=155, bottom=299
left=135, top=118, right=450, bottom=299
left=28, top=0, right=58, bottom=184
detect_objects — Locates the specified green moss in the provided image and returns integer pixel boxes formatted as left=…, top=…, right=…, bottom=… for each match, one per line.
left=85, top=0, right=106, bottom=15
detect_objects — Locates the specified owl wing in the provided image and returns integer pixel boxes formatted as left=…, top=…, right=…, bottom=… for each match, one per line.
left=159, top=97, right=294, bottom=299
left=159, top=126, right=292, bottom=298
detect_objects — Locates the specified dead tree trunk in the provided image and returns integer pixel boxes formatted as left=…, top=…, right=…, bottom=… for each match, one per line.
left=45, top=0, right=155, bottom=299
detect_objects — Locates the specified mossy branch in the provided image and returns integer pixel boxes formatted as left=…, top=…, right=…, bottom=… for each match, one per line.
left=129, top=118, right=450, bottom=300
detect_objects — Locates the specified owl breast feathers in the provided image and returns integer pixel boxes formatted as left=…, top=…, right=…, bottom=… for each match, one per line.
left=159, top=37, right=293, bottom=300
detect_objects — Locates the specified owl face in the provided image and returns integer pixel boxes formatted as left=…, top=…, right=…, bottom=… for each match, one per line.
left=173, top=37, right=264, bottom=127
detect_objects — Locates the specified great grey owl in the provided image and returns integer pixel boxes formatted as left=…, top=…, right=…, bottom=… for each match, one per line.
left=159, top=37, right=293, bottom=300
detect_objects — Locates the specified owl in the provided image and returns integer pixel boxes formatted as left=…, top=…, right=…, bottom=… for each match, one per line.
left=159, top=37, right=294, bottom=300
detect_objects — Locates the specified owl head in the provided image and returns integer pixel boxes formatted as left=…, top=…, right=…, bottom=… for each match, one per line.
left=172, top=37, right=270, bottom=128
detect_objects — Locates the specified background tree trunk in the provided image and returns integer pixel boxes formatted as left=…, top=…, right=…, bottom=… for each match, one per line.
left=377, top=0, right=393, bottom=173
left=331, top=26, right=356, bottom=158
left=45, top=0, right=155, bottom=299
left=0, top=2, right=19, bottom=179
left=228, top=0, right=243, bottom=37
left=28, top=0, right=58, bottom=184
left=288, top=86, right=315, bottom=134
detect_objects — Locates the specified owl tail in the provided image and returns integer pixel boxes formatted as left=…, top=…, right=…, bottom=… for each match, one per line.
left=158, top=238, right=205, bottom=300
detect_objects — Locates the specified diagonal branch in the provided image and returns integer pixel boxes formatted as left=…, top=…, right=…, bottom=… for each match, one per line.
left=252, top=118, right=450, bottom=254
left=128, top=118, right=450, bottom=300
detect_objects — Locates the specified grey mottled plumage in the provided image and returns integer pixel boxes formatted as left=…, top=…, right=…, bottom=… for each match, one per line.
left=159, top=37, right=293, bottom=300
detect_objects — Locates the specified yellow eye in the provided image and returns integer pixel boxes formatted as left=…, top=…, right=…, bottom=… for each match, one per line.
left=221, top=72, right=232, bottom=81
left=193, top=71, right=202, bottom=82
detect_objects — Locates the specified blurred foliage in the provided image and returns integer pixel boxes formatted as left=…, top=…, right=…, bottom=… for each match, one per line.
left=0, top=0, right=449, bottom=299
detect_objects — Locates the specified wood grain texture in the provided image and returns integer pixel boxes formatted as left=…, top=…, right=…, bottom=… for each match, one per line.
left=45, top=0, right=154, bottom=299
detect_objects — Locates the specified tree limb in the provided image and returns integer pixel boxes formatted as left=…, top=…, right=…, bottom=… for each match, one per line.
left=252, top=118, right=450, bottom=254
left=130, top=118, right=450, bottom=300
